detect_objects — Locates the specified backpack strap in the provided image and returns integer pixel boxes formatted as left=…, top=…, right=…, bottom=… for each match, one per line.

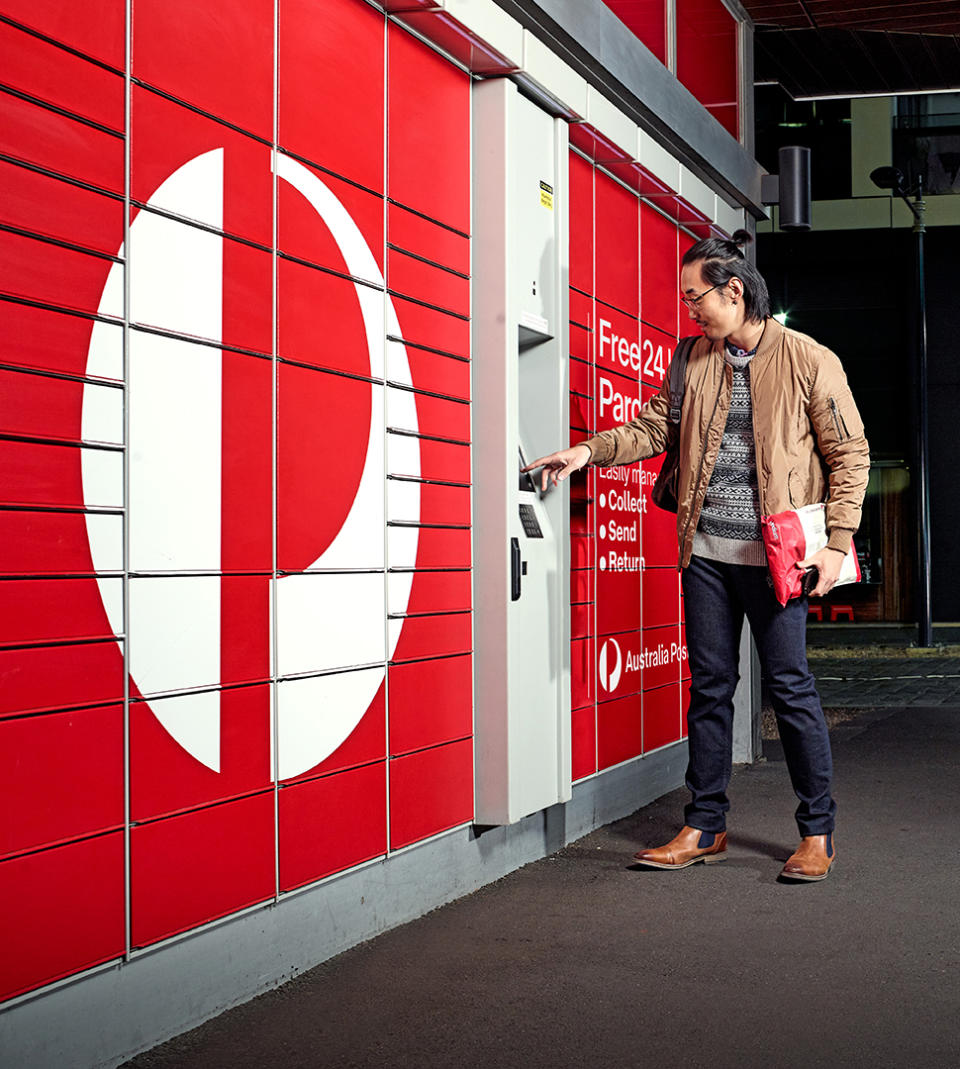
left=666, top=335, right=696, bottom=425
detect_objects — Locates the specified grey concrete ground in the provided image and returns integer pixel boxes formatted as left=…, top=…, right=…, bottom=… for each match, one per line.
left=125, top=650, right=960, bottom=1069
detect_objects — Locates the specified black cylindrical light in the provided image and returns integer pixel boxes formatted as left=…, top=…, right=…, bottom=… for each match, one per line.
left=778, top=145, right=811, bottom=231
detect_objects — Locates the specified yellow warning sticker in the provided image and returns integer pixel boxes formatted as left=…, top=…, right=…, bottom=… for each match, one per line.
left=540, top=180, right=554, bottom=210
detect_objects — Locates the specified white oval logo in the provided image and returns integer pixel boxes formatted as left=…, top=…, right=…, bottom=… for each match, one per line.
left=598, top=638, right=622, bottom=693
left=82, top=149, right=419, bottom=780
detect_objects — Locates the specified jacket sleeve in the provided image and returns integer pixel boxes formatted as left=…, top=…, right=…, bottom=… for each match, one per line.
left=808, top=347, right=870, bottom=547
left=583, top=376, right=673, bottom=467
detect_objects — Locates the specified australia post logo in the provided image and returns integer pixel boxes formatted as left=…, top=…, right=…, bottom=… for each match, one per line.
left=598, top=633, right=687, bottom=695
left=79, top=147, right=418, bottom=781
left=598, top=638, right=623, bottom=693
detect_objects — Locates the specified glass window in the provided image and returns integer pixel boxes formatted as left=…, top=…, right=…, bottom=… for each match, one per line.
left=894, top=92, right=960, bottom=195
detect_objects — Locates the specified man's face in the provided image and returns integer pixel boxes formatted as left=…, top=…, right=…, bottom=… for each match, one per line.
left=680, top=261, right=737, bottom=341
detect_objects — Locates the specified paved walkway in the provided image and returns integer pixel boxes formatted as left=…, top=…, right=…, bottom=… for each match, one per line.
left=125, top=654, right=960, bottom=1069
left=809, top=647, right=960, bottom=708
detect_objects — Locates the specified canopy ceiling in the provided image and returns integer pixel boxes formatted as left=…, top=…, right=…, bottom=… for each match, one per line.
left=741, top=1, right=960, bottom=98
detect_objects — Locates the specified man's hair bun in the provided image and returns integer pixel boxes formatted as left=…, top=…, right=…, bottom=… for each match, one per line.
left=681, top=229, right=770, bottom=322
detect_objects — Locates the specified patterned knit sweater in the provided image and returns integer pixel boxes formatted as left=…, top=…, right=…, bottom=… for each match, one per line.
left=692, top=345, right=767, bottom=567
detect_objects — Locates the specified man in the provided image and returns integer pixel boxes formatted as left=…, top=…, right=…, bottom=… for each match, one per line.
left=525, top=230, right=869, bottom=881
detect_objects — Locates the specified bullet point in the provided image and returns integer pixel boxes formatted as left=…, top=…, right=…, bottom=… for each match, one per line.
left=599, top=493, right=606, bottom=508
left=599, top=524, right=606, bottom=539
left=599, top=556, right=607, bottom=571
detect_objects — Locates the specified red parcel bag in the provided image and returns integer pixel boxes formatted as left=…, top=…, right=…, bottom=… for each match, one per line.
left=760, top=503, right=861, bottom=607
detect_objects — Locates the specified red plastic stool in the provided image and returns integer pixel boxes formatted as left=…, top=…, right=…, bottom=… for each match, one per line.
left=830, top=604, right=855, bottom=622
left=807, top=604, right=823, bottom=621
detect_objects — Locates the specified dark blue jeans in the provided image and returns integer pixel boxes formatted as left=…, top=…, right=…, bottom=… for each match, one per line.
left=681, top=555, right=836, bottom=838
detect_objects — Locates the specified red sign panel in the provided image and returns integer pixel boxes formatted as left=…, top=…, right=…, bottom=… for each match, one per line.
left=569, top=153, right=688, bottom=779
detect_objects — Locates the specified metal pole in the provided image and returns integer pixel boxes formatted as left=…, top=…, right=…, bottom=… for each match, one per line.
left=913, top=177, right=933, bottom=647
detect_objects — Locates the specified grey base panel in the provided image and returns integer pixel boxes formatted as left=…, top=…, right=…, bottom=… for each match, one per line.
left=0, top=742, right=686, bottom=1069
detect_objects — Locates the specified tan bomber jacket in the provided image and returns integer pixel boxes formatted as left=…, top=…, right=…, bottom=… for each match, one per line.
left=583, top=318, right=870, bottom=569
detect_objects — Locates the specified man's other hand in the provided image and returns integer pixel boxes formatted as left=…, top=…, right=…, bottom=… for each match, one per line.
left=522, top=444, right=592, bottom=491
left=795, top=546, right=846, bottom=598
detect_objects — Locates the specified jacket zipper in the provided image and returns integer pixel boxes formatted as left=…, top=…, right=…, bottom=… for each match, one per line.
left=679, top=364, right=726, bottom=563
left=749, top=366, right=766, bottom=516
left=829, top=397, right=849, bottom=440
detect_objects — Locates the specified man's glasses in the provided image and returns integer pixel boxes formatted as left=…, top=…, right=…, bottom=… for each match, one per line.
left=680, top=282, right=723, bottom=309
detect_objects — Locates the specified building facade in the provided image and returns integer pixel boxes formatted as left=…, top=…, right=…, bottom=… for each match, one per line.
left=0, top=1, right=764, bottom=1064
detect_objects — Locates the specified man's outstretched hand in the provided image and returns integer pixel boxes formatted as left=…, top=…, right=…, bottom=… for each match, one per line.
left=522, top=444, right=592, bottom=491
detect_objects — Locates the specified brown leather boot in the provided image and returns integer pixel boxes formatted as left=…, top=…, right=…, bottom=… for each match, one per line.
left=632, top=825, right=727, bottom=869
left=780, top=833, right=836, bottom=881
